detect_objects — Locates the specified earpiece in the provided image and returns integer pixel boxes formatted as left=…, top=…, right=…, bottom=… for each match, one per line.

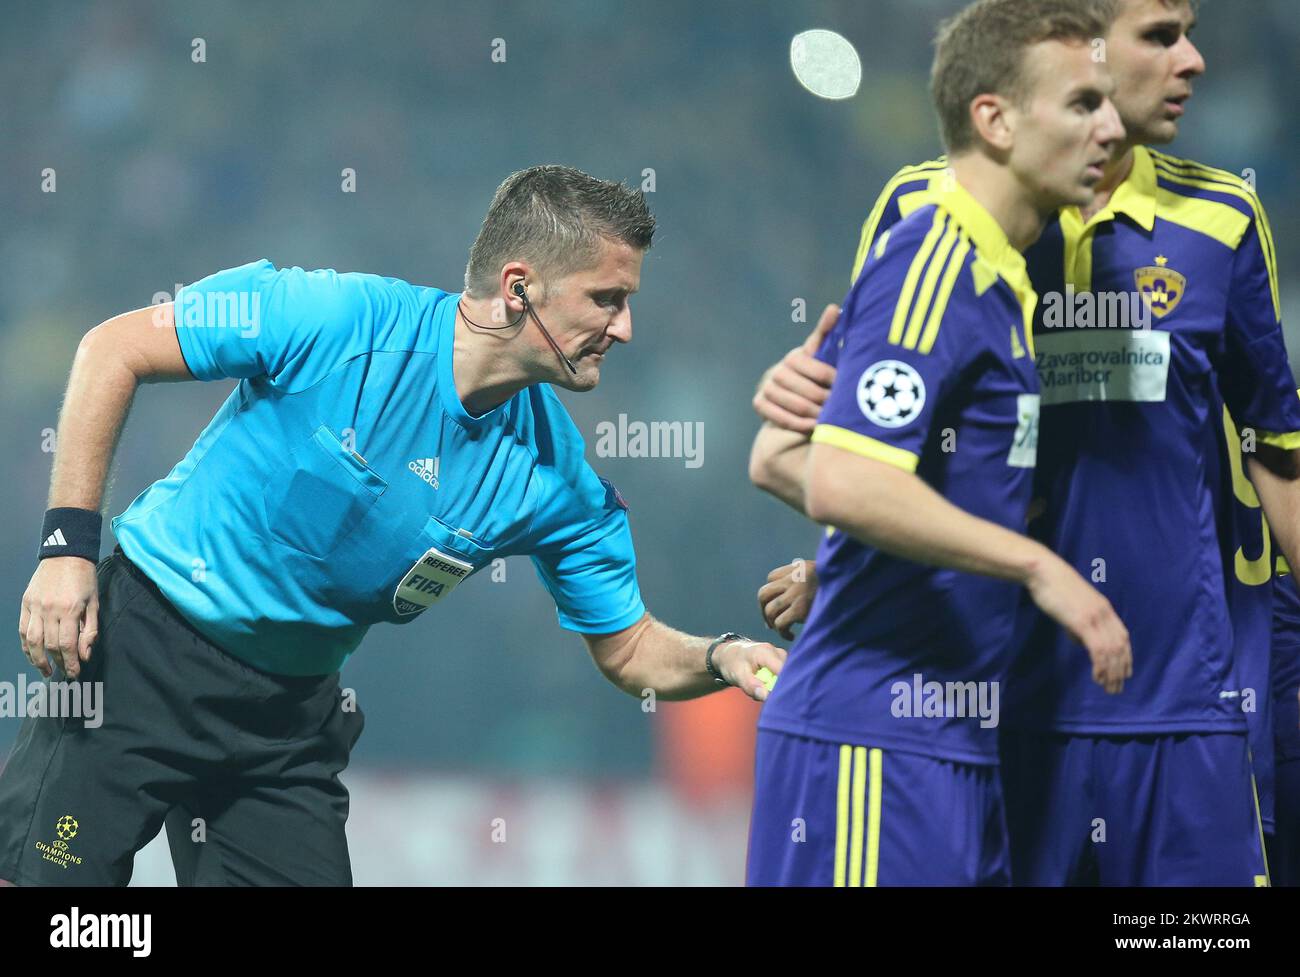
left=502, top=279, right=578, bottom=376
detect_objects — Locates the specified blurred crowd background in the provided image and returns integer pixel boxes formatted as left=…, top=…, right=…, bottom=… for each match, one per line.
left=2, top=0, right=1297, bottom=883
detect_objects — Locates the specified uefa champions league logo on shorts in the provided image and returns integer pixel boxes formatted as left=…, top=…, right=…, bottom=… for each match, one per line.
left=857, top=360, right=925, bottom=428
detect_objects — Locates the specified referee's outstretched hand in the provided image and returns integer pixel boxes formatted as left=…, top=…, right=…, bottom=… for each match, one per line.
left=19, top=557, right=98, bottom=680
left=712, top=638, right=788, bottom=703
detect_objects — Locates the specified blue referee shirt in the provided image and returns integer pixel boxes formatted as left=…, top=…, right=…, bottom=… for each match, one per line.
left=111, top=259, right=645, bottom=676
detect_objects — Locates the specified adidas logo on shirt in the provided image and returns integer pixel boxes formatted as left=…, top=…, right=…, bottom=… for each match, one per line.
left=407, top=456, right=439, bottom=489
left=43, top=529, right=68, bottom=547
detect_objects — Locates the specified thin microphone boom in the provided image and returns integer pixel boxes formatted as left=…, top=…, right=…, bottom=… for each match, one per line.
left=515, top=283, right=578, bottom=376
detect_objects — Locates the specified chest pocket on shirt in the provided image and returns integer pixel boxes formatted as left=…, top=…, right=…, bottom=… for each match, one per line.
left=267, top=425, right=388, bottom=558
left=391, top=515, right=492, bottom=618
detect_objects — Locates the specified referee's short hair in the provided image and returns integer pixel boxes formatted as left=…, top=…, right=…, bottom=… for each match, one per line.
left=464, top=165, right=655, bottom=299
left=930, top=0, right=1118, bottom=154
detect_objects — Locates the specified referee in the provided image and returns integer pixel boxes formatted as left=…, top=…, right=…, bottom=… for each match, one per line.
left=1, top=165, right=784, bottom=886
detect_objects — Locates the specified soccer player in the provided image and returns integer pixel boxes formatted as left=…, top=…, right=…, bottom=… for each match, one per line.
left=1, top=165, right=786, bottom=886
left=745, top=0, right=1131, bottom=886
left=753, top=0, right=1300, bottom=885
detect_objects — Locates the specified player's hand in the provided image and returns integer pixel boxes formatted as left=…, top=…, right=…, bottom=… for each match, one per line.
left=713, top=638, right=788, bottom=703
left=19, top=557, right=99, bottom=680
left=752, top=303, right=840, bottom=434
left=757, top=558, right=819, bottom=639
left=1025, top=555, right=1131, bottom=695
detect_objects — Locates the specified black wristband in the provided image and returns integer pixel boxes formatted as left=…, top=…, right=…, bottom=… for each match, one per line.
left=38, top=508, right=103, bottom=563
left=705, top=632, right=748, bottom=686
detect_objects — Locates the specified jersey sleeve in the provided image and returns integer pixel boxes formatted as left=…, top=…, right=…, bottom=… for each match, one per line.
left=814, top=207, right=976, bottom=473
left=529, top=473, right=646, bottom=634
left=849, top=158, right=947, bottom=285
left=1218, top=216, right=1300, bottom=447
left=174, top=259, right=394, bottom=392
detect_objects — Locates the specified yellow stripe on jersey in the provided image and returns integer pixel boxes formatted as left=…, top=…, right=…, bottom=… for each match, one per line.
left=1151, top=152, right=1278, bottom=274
left=1258, top=430, right=1300, bottom=450
left=1152, top=150, right=1244, bottom=184
left=852, top=158, right=948, bottom=283
left=834, top=744, right=851, bottom=887
left=1259, top=195, right=1281, bottom=317
left=848, top=746, right=867, bottom=887
left=919, top=234, right=971, bottom=355
left=812, top=424, right=921, bottom=472
left=1153, top=185, right=1251, bottom=252
left=1151, top=156, right=1280, bottom=319
left=888, top=212, right=948, bottom=346
left=1222, top=405, right=1272, bottom=587
left=1153, top=158, right=1277, bottom=270
left=865, top=747, right=883, bottom=887
left=901, top=219, right=960, bottom=350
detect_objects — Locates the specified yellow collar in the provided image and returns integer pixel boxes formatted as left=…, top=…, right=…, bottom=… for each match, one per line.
left=930, top=178, right=1036, bottom=311
left=1064, top=145, right=1157, bottom=232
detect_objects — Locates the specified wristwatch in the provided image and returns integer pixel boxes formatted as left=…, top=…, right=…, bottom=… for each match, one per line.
left=706, top=632, right=748, bottom=686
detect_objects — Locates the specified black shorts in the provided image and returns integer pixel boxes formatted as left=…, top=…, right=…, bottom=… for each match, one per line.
left=0, top=547, right=364, bottom=885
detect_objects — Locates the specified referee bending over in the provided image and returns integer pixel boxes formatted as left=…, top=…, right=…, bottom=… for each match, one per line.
left=1, top=165, right=784, bottom=885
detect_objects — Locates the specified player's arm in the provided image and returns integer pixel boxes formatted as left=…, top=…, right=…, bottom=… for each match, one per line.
left=750, top=316, right=840, bottom=437
left=1216, top=202, right=1300, bottom=579
left=1250, top=446, right=1300, bottom=578
left=749, top=303, right=839, bottom=511
left=581, top=612, right=786, bottom=702
left=749, top=424, right=814, bottom=512
left=804, top=443, right=1130, bottom=693
left=746, top=312, right=835, bottom=635
left=20, top=303, right=192, bottom=680
left=806, top=446, right=1044, bottom=580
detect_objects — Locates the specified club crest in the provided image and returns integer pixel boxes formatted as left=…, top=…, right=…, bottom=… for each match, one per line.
left=1134, top=255, right=1186, bottom=319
